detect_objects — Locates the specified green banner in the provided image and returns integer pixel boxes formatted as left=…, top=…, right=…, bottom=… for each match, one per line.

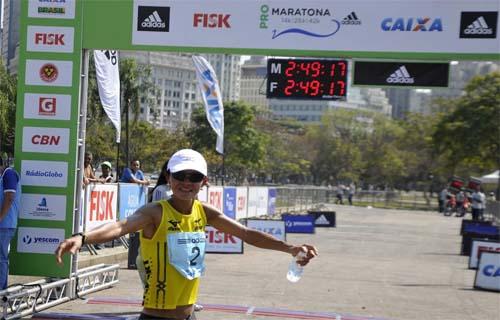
left=12, top=0, right=83, bottom=277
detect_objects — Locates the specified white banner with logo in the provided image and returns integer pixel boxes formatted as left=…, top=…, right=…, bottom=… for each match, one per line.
left=22, top=126, right=70, bottom=154
left=94, top=50, right=121, bottom=143
left=20, top=160, right=68, bottom=188
left=207, top=186, right=224, bottom=211
left=247, top=187, right=269, bottom=217
left=20, top=194, right=67, bottom=221
left=132, top=0, right=499, bottom=55
left=235, top=187, right=248, bottom=220
left=23, top=93, right=72, bottom=121
left=25, top=59, right=73, bottom=87
left=474, top=251, right=500, bottom=291
left=469, top=240, right=500, bottom=269
left=246, top=219, right=286, bottom=242
left=205, top=225, right=243, bottom=253
left=247, top=187, right=259, bottom=218
left=27, top=25, right=75, bottom=53
left=256, top=187, right=269, bottom=216
left=84, top=184, right=118, bottom=231
left=28, top=0, right=76, bottom=19
left=17, top=227, right=65, bottom=254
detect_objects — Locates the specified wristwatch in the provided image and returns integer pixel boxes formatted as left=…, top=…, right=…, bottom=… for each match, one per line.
left=71, top=232, right=86, bottom=245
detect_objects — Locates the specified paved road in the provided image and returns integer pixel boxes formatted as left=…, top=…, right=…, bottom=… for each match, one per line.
left=15, top=205, right=500, bottom=320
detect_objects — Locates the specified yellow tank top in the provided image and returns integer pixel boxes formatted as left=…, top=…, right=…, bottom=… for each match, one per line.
left=140, top=200, right=207, bottom=310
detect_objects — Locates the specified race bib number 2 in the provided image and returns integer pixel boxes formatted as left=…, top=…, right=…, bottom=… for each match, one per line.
left=167, top=232, right=206, bottom=280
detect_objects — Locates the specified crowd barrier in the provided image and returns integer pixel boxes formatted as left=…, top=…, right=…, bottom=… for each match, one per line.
left=80, top=184, right=282, bottom=233
left=80, top=184, right=500, bottom=232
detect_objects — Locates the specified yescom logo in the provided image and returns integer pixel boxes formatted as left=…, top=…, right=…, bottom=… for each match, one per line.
left=23, top=235, right=33, bottom=244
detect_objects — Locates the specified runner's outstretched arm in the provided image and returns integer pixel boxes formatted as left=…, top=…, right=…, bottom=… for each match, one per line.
left=55, top=202, right=160, bottom=265
left=204, top=204, right=318, bottom=265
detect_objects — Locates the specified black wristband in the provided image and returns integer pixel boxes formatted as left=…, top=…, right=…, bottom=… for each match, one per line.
left=71, top=232, right=86, bottom=245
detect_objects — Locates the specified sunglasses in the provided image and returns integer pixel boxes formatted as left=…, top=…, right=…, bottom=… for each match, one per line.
left=171, top=171, right=205, bottom=183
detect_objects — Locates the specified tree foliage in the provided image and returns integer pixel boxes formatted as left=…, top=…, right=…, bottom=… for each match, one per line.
left=0, top=61, right=17, bottom=156
left=3, top=55, right=497, bottom=190
left=433, top=72, right=500, bottom=173
left=85, top=55, right=158, bottom=172
left=187, top=101, right=267, bottom=183
left=255, top=118, right=311, bottom=184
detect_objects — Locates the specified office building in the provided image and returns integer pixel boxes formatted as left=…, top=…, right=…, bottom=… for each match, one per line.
left=1, top=0, right=20, bottom=74
left=240, top=56, right=269, bottom=109
left=203, top=53, right=241, bottom=102
left=120, top=51, right=200, bottom=130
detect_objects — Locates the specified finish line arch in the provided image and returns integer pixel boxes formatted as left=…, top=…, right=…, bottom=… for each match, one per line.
left=12, top=0, right=500, bottom=277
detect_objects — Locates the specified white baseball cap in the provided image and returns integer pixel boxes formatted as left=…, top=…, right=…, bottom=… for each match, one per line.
left=167, top=149, right=207, bottom=176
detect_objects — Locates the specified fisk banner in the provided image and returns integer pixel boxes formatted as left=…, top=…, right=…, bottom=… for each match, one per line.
left=205, top=226, right=243, bottom=253
left=85, top=184, right=118, bottom=231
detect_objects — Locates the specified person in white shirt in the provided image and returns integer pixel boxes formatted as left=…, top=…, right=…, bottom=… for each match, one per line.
left=471, top=185, right=486, bottom=221
left=438, top=188, right=448, bottom=213
left=150, top=160, right=172, bottom=202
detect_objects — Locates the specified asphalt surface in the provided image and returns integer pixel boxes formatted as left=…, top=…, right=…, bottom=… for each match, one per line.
left=11, top=205, right=500, bottom=320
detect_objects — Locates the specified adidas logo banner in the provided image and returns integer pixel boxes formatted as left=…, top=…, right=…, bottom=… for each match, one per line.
left=353, top=61, right=449, bottom=88
left=460, top=12, right=497, bottom=39
left=315, top=214, right=331, bottom=225
left=310, top=211, right=336, bottom=227
left=342, top=11, right=361, bottom=25
left=387, top=65, right=414, bottom=84
left=137, top=6, right=170, bottom=32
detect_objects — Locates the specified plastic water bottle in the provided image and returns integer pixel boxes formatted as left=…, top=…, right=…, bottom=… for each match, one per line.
left=287, top=251, right=306, bottom=282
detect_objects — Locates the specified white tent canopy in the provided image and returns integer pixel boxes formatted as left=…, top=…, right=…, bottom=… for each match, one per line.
left=480, top=170, right=500, bottom=184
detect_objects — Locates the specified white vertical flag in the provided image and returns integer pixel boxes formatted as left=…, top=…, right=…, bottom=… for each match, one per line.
left=94, top=50, right=121, bottom=143
left=192, top=55, right=224, bottom=154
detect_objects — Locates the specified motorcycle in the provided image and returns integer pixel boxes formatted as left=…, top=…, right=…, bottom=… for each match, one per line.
left=444, top=194, right=456, bottom=216
left=455, top=197, right=470, bottom=217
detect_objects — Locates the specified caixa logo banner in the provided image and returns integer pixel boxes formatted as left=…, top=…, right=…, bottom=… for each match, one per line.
left=282, top=214, right=315, bottom=234
left=246, top=219, right=286, bottom=241
left=474, top=251, right=500, bottom=292
left=17, top=227, right=65, bottom=254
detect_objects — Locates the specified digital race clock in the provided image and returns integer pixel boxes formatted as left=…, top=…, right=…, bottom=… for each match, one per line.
left=266, top=58, right=348, bottom=100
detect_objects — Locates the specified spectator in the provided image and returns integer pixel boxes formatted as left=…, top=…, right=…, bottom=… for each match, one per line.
left=438, top=187, right=448, bottom=213
left=56, top=149, right=318, bottom=320
left=335, top=184, right=344, bottom=204
left=348, top=183, right=356, bottom=206
left=100, top=161, right=114, bottom=183
left=455, top=189, right=465, bottom=214
left=149, top=160, right=172, bottom=202
left=488, top=192, right=496, bottom=201
left=471, top=186, right=486, bottom=221
left=83, top=152, right=104, bottom=186
left=0, top=158, right=20, bottom=290
left=121, top=160, right=149, bottom=186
